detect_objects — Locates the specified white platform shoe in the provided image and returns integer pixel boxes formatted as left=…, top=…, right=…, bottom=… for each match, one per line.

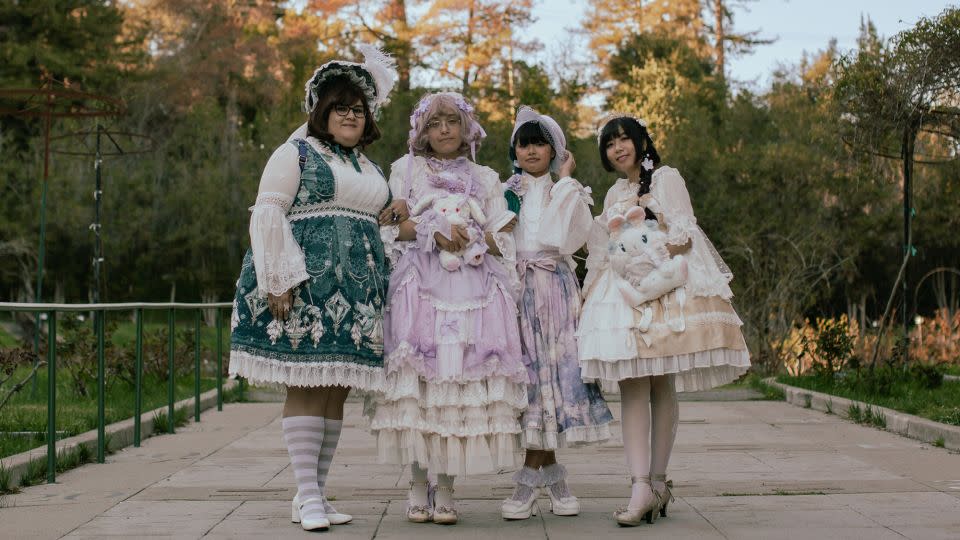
left=501, top=467, right=542, bottom=520
left=542, top=464, right=580, bottom=516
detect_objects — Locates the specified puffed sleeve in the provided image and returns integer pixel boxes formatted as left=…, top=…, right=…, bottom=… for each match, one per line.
left=380, top=155, right=417, bottom=265
left=538, top=176, right=594, bottom=255
left=650, top=167, right=697, bottom=247
left=249, top=143, right=309, bottom=297
left=581, top=181, right=623, bottom=296
left=479, top=166, right=516, bottom=262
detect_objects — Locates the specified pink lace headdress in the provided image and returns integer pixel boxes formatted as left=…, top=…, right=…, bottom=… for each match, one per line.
left=407, top=92, right=487, bottom=162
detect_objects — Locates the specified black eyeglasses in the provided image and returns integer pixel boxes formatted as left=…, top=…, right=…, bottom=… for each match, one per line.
left=334, top=104, right=365, bottom=118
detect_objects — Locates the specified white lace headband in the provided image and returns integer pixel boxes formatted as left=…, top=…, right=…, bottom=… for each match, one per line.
left=596, top=112, right=648, bottom=143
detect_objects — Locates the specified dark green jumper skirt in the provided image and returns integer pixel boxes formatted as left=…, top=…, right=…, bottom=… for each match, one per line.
left=229, top=139, right=391, bottom=390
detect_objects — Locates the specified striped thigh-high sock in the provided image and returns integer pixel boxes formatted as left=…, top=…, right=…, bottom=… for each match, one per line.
left=317, top=418, right=342, bottom=506
left=282, top=416, right=326, bottom=520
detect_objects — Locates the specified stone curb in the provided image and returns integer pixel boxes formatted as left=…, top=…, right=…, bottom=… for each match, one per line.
left=1, top=379, right=238, bottom=488
left=945, top=374, right=959, bottom=382
left=764, top=377, right=960, bottom=451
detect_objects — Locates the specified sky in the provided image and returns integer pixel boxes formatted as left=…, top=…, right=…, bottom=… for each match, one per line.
left=530, top=0, right=954, bottom=90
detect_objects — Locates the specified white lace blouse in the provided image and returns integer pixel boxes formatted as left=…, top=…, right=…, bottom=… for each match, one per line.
left=248, top=137, right=389, bottom=297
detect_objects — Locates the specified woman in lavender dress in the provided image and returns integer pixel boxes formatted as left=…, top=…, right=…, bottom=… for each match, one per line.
left=371, top=92, right=525, bottom=525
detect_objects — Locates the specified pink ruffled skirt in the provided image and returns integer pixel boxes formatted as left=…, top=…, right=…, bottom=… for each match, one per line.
left=370, top=249, right=526, bottom=476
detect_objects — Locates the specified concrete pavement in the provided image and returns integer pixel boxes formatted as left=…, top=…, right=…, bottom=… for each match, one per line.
left=3, top=394, right=959, bottom=539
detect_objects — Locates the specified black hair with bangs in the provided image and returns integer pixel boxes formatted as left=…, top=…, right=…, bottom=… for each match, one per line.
left=598, top=116, right=661, bottom=214
left=509, top=121, right=553, bottom=174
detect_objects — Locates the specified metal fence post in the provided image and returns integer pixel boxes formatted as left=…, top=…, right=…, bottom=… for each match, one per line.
left=96, top=309, right=105, bottom=463
left=216, top=308, right=223, bottom=411
left=46, top=310, right=56, bottom=483
left=134, top=308, right=143, bottom=446
left=194, top=310, right=201, bottom=422
left=167, top=308, right=175, bottom=433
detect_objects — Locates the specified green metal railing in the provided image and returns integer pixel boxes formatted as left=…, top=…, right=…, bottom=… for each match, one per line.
left=0, top=301, right=238, bottom=484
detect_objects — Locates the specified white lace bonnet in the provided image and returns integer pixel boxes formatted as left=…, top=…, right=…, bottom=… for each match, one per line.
left=511, top=105, right=568, bottom=173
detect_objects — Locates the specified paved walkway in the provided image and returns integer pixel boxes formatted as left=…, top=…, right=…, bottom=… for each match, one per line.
left=4, top=395, right=960, bottom=539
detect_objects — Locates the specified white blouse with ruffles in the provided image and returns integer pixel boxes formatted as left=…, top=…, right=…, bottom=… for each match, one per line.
left=512, top=172, right=594, bottom=265
left=248, top=137, right=389, bottom=297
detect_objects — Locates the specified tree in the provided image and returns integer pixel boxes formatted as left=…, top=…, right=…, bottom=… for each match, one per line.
left=416, top=0, right=538, bottom=99
left=582, top=0, right=707, bottom=79
left=834, top=7, right=960, bottom=363
left=705, top=0, right=774, bottom=82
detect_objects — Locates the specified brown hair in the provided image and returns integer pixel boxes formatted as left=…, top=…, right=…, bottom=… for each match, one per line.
left=306, top=75, right=381, bottom=148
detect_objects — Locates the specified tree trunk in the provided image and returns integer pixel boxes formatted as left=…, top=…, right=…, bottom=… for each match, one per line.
left=901, top=123, right=917, bottom=365
left=387, top=0, right=412, bottom=91
left=714, top=0, right=725, bottom=81
left=506, top=30, right=515, bottom=111
left=462, top=0, right=476, bottom=93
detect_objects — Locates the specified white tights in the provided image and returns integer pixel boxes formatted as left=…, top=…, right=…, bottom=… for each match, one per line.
left=618, top=374, right=679, bottom=509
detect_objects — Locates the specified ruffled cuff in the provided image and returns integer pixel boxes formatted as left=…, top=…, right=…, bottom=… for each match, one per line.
left=414, top=210, right=451, bottom=252
left=665, top=214, right=696, bottom=246
left=539, top=177, right=594, bottom=254
left=490, top=230, right=516, bottom=262
left=249, top=194, right=308, bottom=297
left=380, top=224, right=403, bottom=266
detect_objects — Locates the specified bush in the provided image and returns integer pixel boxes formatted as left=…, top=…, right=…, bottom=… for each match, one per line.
left=56, top=317, right=200, bottom=397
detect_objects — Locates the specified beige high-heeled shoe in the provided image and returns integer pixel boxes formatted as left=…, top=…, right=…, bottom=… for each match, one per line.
left=432, top=486, right=458, bottom=525
left=652, top=474, right=675, bottom=517
left=614, top=476, right=662, bottom=527
left=406, top=481, right=434, bottom=523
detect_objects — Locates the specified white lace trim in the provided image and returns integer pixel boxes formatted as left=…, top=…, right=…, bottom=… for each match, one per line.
left=380, top=225, right=405, bottom=266
left=578, top=309, right=743, bottom=333
left=381, top=368, right=529, bottom=408
left=289, top=202, right=378, bottom=223
left=369, top=366, right=527, bottom=442
left=521, top=423, right=613, bottom=450
left=490, top=230, right=516, bottom=261
left=665, top=215, right=696, bottom=246
left=229, top=350, right=386, bottom=391
left=253, top=191, right=294, bottom=212
left=249, top=202, right=308, bottom=296
left=581, top=348, right=750, bottom=393
left=370, top=399, right=523, bottom=437
left=259, top=258, right=310, bottom=297
left=375, top=429, right=521, bottom=476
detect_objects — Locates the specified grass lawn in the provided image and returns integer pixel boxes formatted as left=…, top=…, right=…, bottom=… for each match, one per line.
left=0, top=324, right=19, bottom=348
left=778, top=372, right=960, bottom=426
left=944, top=365, right=960, bottom=376
left=0, top=368, right=218, bottom=459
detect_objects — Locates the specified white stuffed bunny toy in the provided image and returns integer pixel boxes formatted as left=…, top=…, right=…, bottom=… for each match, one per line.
left=412, top=192, right=487, bottom=271
left=608, top=206, right=688, bottom=331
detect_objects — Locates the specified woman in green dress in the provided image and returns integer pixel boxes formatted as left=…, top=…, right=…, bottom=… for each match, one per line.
left=228, top=46, right=406, bottom=532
